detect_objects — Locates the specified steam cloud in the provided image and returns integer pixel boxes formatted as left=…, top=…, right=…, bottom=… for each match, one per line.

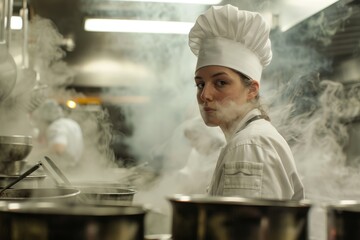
left=1, top=1, right=360, bottom=238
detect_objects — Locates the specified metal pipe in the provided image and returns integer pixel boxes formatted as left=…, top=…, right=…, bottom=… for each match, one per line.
left=5, top=0, right=12, bottom=49
left=0, top=0, right=6, bottom=43
left=20, top=0, right=28, bottom=68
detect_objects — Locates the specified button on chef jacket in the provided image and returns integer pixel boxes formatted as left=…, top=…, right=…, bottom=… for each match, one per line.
left=208, top=109, right=305, bottom=200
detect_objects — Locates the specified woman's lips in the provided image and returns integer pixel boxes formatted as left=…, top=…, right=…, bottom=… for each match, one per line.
left=203, top=106, right=216, bottom=112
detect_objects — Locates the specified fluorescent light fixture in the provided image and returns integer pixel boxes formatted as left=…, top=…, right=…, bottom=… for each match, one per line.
left=280, top=0, right=339, bottom=31
left=85, top=18, right=194, bottom=34
left=112, top=0, right=222, bottom=4
left=10, top=16, right=22, bottom=30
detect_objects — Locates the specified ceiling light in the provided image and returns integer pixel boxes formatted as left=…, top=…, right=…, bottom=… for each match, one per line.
left=66, top=100, right=77, bottom=109
left=10, top=16, right=22, bottom=30
left=111, top=0, right=222, bottom=4
left=84, top=19, right=194, bottom=34
left=280, top=0, right=339, bottom=31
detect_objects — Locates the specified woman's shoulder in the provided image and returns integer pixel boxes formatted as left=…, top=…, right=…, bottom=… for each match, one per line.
left=229, top=119, right=289, bottom=150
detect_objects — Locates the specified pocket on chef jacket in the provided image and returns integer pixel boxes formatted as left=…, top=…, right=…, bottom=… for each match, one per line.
left=222, top=161, right=263, bottom=198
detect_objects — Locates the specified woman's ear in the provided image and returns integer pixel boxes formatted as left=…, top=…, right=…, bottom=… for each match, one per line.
left=247, top=80, right=259, bottom=100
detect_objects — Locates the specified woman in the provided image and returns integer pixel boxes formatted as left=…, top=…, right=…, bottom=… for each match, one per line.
left=189, top=4, right=304, bottom=200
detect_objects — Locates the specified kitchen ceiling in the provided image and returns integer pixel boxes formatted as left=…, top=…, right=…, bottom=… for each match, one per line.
left=13, top=0, right=355, bottom=88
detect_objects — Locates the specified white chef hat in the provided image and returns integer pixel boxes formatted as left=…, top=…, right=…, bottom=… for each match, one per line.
left=33, top=99, right=64, bottom=123
left=189, top=4, right=272, bottom=82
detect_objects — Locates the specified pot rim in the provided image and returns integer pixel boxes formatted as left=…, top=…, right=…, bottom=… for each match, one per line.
left=168, top=194, right=311, bottom=207
left=0, top=173, right=47, bottom=179
left=327, top=200, right=360, bottom=212
left=0, top=201, right=148, bottom=216
left=0, top=135, right=33, bottom=145
left=0, top=188, right=80, bottom=201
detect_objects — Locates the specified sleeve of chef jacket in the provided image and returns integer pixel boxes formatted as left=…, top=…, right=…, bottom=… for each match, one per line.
left=46, top=121, right=68, bottom=147
left=218, top=137, right=303, bottom=200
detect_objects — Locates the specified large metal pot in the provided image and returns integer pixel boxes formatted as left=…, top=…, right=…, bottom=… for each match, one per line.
left=0, top=173, right=46, bottom=188
left=0, top=135, right=32, bottom=162
left=168, top=195, right=311, bottom=240
left=0, top=201, right=147, bottom=240
left=80, top=187, right=136, bottom=204
left=327, top=201, right=360, bottom=240
left=0, top=135, right=33, bottom=175
left=0, top=188, right=80, bottom=203
left=0, top=135, right=33, bottom=162
left=58, top=182, right=136, bottom=204
left=0, top=161, right=27, bottom=175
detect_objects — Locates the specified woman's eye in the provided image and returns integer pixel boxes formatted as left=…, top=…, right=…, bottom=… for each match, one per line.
left=215, top=80, right=227, bottom=87
left=196, top=82, right=204, bottom=89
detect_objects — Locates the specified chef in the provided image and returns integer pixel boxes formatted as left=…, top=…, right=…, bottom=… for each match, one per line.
left=189, top=4, right=304, bottom=200
left=31, top=99, right=84, bottom=170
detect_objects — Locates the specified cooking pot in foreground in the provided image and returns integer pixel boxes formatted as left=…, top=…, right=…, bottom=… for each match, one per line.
left=0, top=201, right=147, bottom=240
left=57, top=182, right=136, bottom=204
left=0, top=172, right=46, bottom=188
left=79, top=187, right=136, bottom=203
left=0, top=188, right=80, bottom=203
left=327, top=200, right=360, bottom=240
left=0, top=135, right=32, bottom=163
left=168, top=194, right=311, bottom=240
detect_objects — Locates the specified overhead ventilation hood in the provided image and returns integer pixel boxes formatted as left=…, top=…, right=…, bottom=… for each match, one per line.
left=278, top=0, right=360, bottom=84
left=270, top=0, right=360, bottom=166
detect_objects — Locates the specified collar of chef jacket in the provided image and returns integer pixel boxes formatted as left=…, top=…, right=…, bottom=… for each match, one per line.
left=225, top=108, right=262, bottom=142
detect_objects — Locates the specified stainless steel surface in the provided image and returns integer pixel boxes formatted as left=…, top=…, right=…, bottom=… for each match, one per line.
left=327, top=201, right=360, bottom=240
left=0, top=172, right=46, bottom=188
left=0, top=135, right=32, bottom=163
left=80, top=187, right=136, bottom=203
left=57, top=182, right=137, bottom=204
left=145, top=234, right=172, bottom=240
left=0, top=201, right=147, bottom=240
left=0, top=0, right=17, bottom=101
left=44, top=155, right=71, bottom=185
left=0, top=160, right=26, bottom=175
left=0, top=188, right=80, bottom=202
left=42, top=156, right=98, bottom=204
left=25, top=0, right=351, bottom=88
left=0, top=162, right=42, bottom=196
left=169, top=195, right=311, bottom=240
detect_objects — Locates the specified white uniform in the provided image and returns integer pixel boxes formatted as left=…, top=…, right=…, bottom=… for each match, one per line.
left=47, top=118, right=84, bottom=167
left=208, top=109, right=305, bottom=200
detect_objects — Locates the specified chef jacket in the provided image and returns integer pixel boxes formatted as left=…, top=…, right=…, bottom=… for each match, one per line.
left=208, top=109, right=305, bottom=200
left=47, top=118, right=84, bottom=167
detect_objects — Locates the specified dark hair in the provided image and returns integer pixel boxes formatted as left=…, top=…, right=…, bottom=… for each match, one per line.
left=236, top=71, right=270, bottom=121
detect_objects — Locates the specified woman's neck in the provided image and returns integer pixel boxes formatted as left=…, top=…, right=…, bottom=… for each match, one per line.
left=220, top=106, right=258, bottom=141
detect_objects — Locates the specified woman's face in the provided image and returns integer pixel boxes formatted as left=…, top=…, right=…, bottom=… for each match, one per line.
left=194, top=66, right=257, bottom=128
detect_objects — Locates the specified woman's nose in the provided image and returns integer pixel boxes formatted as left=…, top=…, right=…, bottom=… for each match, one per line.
left=200, top=85, right=214, bottom=102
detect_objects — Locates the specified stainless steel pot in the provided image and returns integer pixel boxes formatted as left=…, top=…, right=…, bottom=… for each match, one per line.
left=0, top=160, right=26, bottom=175
left=0, top=188, right=80, bottom=203
left=58, top=182, right=136, bottom=204
left=144, top=234, right=172, bottom=240
left=0, top=201, right=147, bottom=240
left=327, top=201, right=360, bottom=240
left=0, top=173, right=46, bottom=188
left=80, top=187, right=136, bottom=203
left=0, top=135, right=32, bottom=162
left=168, top=195, right=311, bottom=240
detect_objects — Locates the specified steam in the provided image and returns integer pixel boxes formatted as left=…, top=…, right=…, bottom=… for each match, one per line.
left=0, top=1, right=359, bottom=238
left=260, top=2, right=360, bottom=202
left=118, top=1, right=360, bottom=236
left=0, top=15, right=121, bottom=186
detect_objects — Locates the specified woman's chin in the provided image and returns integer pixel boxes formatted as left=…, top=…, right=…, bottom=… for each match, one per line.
left=202, top=118, right=220, bottom=127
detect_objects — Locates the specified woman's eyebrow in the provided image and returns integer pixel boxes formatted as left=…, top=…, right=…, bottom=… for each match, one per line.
left=195, top=72, right=228, bottom=80
left=211, top=72, right=227, bottom=77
